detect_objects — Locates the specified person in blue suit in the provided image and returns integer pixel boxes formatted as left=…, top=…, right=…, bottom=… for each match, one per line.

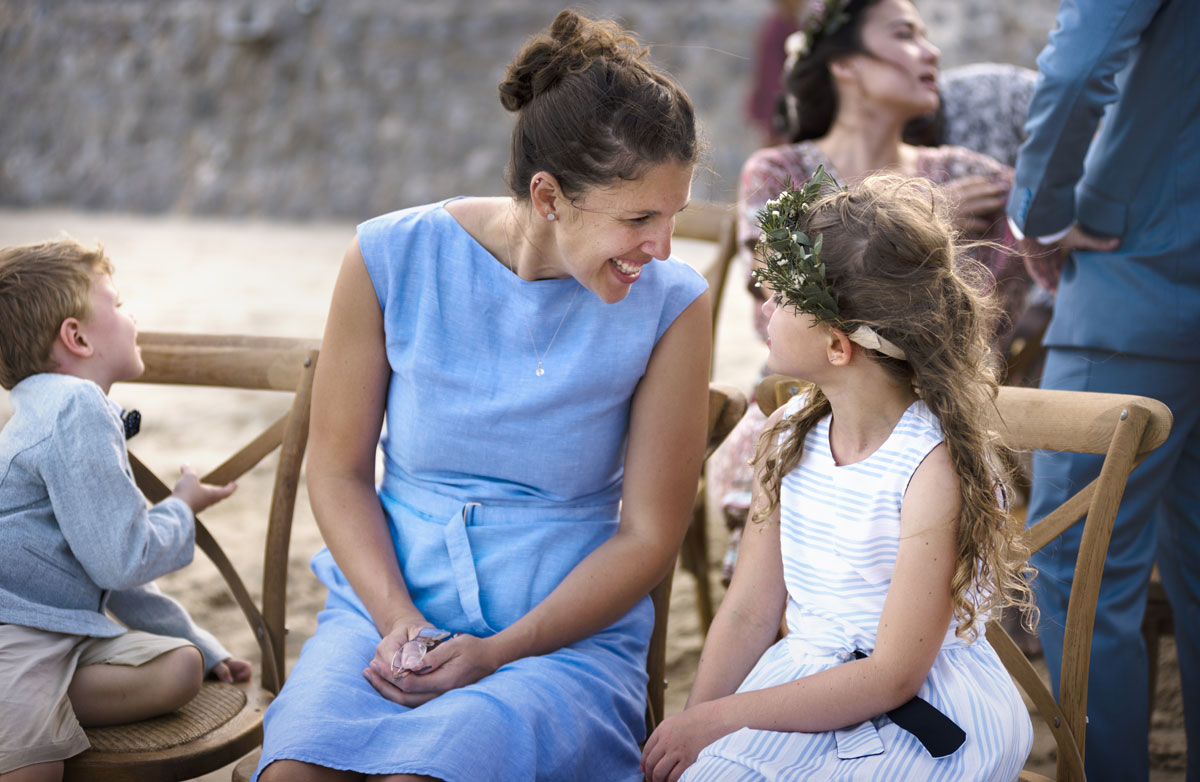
left=1007, top=1, right=1200, bottom=780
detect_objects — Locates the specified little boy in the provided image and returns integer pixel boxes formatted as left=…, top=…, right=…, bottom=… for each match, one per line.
left=0, top=238, right=250, bottom=780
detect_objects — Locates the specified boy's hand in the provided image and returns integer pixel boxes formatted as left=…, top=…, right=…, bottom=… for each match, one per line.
left=170, top=464, right=237, bottom=514
left=210, top=657, right=253, bottom=683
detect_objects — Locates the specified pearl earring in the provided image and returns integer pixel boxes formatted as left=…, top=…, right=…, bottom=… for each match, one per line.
left=546, top=213, right=556, bottom=222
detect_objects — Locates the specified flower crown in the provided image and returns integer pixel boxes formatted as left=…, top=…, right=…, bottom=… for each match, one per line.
left=783, top=0, right=852, bottom=72
left=752, top=166, right=908, bottom=361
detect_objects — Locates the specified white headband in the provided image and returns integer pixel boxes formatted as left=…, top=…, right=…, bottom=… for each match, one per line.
left=848, top=325, right=907, bottom=360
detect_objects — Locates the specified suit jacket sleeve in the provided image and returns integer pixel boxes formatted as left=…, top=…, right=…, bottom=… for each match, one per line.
left=46, top=383, right=196, bottom=591
left=1006, top=0, right=1165, bottom=236
left=107, top=582, right=232, bottom=672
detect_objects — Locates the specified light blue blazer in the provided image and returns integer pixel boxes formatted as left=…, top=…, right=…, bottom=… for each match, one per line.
left=1007, top=0, right=1200, bottom=359
left=0, top=374, right=229, bottom=671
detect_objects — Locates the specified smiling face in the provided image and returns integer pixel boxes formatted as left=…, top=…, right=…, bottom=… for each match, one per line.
left=553, top=160, right=694, bottom=304
left=80, top=273, right=143, bottom=389
left=840, top=0, right=941, bottom=120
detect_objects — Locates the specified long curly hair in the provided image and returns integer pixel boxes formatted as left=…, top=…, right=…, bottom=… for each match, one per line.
left=749, top=174, right=1034, bottom=639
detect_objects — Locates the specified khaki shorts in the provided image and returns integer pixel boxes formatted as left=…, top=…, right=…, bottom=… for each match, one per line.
left=0, top=624, right=196, bottom=773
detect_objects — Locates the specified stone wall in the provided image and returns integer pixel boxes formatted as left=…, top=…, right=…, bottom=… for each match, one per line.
left=0, top=0, right=1059, bottom=218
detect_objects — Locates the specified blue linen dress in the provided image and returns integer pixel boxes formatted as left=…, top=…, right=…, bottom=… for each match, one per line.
left=254, top=199, right=706, bottom=781
left=684, top=397, right=1032, bottom=781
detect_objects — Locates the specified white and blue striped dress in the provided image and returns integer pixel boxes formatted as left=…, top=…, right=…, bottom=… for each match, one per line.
left=684, top=397, right=1032, bottom=782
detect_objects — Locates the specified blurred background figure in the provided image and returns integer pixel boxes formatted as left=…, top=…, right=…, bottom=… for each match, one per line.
left=745, top=0, right=802, bottom=146
left=906, top=62, right=1037, bottom=168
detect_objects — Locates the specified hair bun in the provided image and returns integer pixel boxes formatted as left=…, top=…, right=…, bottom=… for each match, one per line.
left=499, top=10, right=648, bottom=112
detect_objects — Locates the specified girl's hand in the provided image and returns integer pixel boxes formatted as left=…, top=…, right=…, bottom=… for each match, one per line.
left=210, top=657, right=252, bottom=683
left=641, top=701, right=729, bottom=782
left=363, top=627, right=499, bottom=707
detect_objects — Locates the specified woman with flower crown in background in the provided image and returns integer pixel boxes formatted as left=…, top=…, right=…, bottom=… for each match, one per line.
left=710, top=0, right=1033, bottom=579
left=643, top=171, right=1034, bottom=782
left=253, top=10, right=711, bottom=781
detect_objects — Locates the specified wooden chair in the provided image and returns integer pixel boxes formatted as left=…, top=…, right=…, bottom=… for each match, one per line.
left=671, top=201, right=741, bottom=636
left=645, top=382, right=747, bottom=732
left=673, top=200, right=739, bottom=343
left=1143, top=565, right=1174, bottom=723
left=754, top=374, right=1173, bottom=782
left=63, top=332, right=319, bottom=782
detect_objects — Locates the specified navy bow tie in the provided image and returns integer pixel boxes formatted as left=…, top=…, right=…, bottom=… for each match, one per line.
left=121, top=409, right=141, bottom=440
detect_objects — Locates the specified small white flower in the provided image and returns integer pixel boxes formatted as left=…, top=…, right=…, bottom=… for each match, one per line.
left=784, top=30, right=810, bottom=61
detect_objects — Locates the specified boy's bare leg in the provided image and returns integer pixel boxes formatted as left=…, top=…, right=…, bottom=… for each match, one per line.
left=66, top=646, right=203, bottom=727
left=0, top=761, right=63, bottom=782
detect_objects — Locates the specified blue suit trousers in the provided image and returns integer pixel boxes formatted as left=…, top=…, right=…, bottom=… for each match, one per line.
left=1029, top=348, right=1200, bottom=782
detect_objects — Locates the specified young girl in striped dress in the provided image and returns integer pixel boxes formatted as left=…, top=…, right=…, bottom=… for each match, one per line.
left=643, top=171, right=1035, bottom=781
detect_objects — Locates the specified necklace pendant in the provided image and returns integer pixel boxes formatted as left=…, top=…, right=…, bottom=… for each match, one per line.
left=536, top=363, right=545, bottom=377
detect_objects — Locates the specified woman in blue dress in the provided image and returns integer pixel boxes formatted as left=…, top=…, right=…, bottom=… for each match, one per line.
left=255, top=10, right=712, bottom=782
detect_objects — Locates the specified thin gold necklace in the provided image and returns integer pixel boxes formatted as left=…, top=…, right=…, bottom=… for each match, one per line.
left=503, top=210, right=580, bottom=377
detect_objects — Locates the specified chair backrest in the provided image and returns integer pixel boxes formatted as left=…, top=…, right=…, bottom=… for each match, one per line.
left=672, top=200, right=738, bottom=343
left=754, top=375, right=1172, bottom=782
left=127, top=332, right=320, bottom=694
left=645, top=382, right=748, bottom=732
left=981, top=385, right=1170, bottom=782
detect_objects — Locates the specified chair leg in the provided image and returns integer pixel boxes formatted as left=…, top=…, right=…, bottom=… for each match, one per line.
left=1143, top=569, right=1174, bottom=729
left=683, top=494, right=714, bottom=635
left=1144, top=615, right=1161, bottom=728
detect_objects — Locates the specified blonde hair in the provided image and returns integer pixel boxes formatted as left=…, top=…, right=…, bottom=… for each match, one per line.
left=0, top=238, right=112, bottom=390
left=751, top=174, right=1033, bottom=639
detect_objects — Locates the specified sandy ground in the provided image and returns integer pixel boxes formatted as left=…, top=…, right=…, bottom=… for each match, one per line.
left=0, top=209, right=1185, bottom=779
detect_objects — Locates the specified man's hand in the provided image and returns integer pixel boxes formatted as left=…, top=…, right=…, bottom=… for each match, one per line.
left=1019, top=225, right=1120, bottom=293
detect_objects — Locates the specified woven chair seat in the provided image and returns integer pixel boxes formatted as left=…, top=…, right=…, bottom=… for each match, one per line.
left=84, top=682, right=247, bottom=753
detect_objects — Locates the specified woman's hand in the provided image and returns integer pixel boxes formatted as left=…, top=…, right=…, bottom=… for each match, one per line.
left=368, top=619, right=435, bottom=679
left=363, top=628, right=500, bottom=707
left=641, top=701, right=730, bottom=782
left=942, top=174, right=1010, bottom=235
